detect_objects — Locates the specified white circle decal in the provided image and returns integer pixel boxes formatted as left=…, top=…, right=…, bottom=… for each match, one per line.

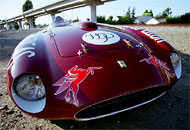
left=82, top=31, right=120, bottom=45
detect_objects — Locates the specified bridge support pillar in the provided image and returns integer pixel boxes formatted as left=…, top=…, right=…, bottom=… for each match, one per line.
left=5, top=23, right=10, bottom=30
left=51, top=13, right=56, bottom=23
left=85, top=0, right=103, bottom=22
left=28, top=17, right=35, bottom=29
left=10, top=23, right=15, bottom=30
left=18, top=20, right=23, bottom=30
left=90, top=5, right=97, bottom=22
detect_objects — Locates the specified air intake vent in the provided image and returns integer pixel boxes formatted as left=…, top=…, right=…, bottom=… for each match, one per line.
left=75, top=85, right=170, bottom=121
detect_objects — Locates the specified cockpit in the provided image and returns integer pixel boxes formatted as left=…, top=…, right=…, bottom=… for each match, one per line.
left=50, top=16, right=70, bottom=28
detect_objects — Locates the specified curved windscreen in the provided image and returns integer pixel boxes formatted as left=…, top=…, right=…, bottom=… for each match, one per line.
left=51, top=16, right=70, bottom=27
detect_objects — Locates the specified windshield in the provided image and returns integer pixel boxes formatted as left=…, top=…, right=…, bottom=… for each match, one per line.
left=50, top=16, right=70, bottom=27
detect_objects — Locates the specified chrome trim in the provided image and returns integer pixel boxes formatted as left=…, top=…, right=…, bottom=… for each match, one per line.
left=10, top=73, right=46, bottom=113
left=75, top=91, right=167, bottom=121
left=170, top=51, right=182, bottom=79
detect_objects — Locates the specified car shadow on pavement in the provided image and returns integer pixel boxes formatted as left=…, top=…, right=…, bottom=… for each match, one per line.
left=50, top=51, right=189, bottom=129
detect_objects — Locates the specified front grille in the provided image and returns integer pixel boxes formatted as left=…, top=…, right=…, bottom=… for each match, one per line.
left=75, top=85, right=171, bottom=121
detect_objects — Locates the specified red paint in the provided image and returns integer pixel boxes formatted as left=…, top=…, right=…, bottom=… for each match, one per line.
left=124, top=26, right=175, bottom=52
left=6, top=22, right=180, bottom=120
left=72, top=21, right=98, bottom=31
left=139, top=54, right=175, bottom=80
left=53, top=65, right=102, bottom=106
left=139, top=54, right=170, bottom=71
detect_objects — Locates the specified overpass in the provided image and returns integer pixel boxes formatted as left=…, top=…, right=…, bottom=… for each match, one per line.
left=0, top=0, right=115, bottom=30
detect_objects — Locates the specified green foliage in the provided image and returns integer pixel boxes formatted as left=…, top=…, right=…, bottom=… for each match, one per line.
left=96, top=6, right=136, bottom=24
left=149, top=10, right=153, bottom=17
left=155, top=7, right=172, bottom=18
left=9, top=23, right=19, bottom=30
left=163, top=8, right=172, bottom=17
left=9, top=25, right=12, bottom=30
left=142, top=9, right=153, bottom=17
left=97, top=16, right=106, bottom=23
left=144, top=10, right=148, bottom=13
left=116, top=16, right=134, bottom=24
left=180, top=13, right=190, bottom=23
left=166, top=12, right=190, bottom=24
left=24, top=22, right=29, bottom=25
left=126, top=6, right=131, bottom=18
left=131, top=7, right=136, bottom=18
left=33, top=19, right=36, bottom=27
left=142, top=13, right=152, bottom=17
left=97, top=15, right=134, bottom=24
left=14, top=22, right=19, bottom=30
left=106, top=16, right=115, bottom=24
left=73, top=18, right=80, bottom=22
left=166, top=17, right=180, bottom=23
left=43, top=23, right=48, bottom=26
left=22, top=0, right=33, bottom=12
left=125, top=6, right=136, bottom=18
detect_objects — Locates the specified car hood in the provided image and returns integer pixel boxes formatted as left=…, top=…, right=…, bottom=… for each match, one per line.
left=40, top=22, right=173, bottom=107
left=9, top=22, right=175, bottom=108
left=51, top=22, right=144, bottom=57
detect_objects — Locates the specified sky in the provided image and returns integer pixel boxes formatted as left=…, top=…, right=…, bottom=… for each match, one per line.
left=0, top=0, right=189, bottom=25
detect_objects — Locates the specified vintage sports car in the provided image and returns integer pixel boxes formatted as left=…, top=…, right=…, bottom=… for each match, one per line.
left=7, top=16, right=182, bottom=121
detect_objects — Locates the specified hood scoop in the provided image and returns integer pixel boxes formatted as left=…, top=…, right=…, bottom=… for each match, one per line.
left=79, top=22, right=98, bottom=31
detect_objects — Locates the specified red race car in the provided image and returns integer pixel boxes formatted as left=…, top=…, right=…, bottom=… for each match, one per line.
left=7, top=17, right=182, bottom=121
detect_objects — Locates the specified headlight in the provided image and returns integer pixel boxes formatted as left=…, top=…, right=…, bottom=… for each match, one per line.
left=170, top=52, right=182, bottom=79
left=13, top=74, right=46, bottom=100
left=170, top=52, right=180, bottom=68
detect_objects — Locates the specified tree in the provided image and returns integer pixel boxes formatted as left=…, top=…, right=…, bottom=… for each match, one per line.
left=161, top=8, right=172, bottom=18
left=149, top=9, right=153, bottom=17
left=106, top=16, right=115, bottom=24
left=125, top=6, right=136, bottom=18
left=166, top=12, right=190, bottom=24
left=108, top=16, right=113, bottom=21
left=126, top=6, right=131, bottom=18
left=22, top=0, right=33, bottom=12
left=116, top=16, right=134, bottom=24
left=97, top=16, right=106, bottom=23
left=142, top=9, right=153, bottom=17
left=180, top=12, right=190, bottom=23
left=73, top=17, right=80, bottom=22
left=131, top=7, right=136, bottom=18
left=155, top=8, right=172, bottom=19
left=144, top=10, right=148, bottom=13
